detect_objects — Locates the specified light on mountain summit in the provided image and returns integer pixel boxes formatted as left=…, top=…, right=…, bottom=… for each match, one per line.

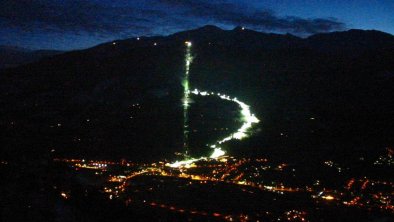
left=185, top=41, right=192, bottom=47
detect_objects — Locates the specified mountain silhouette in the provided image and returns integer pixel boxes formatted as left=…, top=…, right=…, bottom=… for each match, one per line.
left=0, top=45, right=62, bottom=69
left=1, top=25, right=393, bottom=162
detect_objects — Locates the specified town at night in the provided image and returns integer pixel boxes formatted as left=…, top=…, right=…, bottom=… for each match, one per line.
left=1, top=1, right=393, bottom=221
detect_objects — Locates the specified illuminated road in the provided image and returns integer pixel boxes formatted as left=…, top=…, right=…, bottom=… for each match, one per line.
left=170, top=42, right=260, bottom=167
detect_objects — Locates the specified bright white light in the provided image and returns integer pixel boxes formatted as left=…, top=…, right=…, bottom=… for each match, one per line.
left=210, top=148, right=225, bottom=158
left=233, top=131, right=246, bottom=139
left=168, top=157, right=204, bottom=168
left=185, top=41, right=192, bottom=47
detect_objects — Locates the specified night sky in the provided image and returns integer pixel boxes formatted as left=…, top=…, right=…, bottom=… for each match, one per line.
left=1, top=0, right=393, bottom=50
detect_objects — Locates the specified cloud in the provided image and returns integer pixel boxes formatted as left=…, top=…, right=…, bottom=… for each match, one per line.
left=0, top=0, right=346, bottom=49
left=158, top=0, right=345, bottom=34
left=0, top=0, right=161, bottom=35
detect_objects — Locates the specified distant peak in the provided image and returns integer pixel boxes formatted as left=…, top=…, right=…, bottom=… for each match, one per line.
left=308, top=29, right=394, bottom=39
left=233, top=26, right=246, bottom=31
left=196, top=25, right=223, bottom=32
left=0, top=45, right=32, bottom=52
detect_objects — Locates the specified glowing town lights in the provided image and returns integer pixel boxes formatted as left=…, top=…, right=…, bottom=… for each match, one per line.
left=60, top=192, right=69, bottom=199
left=322, top=195, right=335, bottom=200
left=185, top=41, right=192, bottom=47
left=137, top=37, right=140, bottom=40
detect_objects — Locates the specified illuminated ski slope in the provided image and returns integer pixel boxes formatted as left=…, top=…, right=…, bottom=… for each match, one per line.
left=182, top=41, right=193, bottom=155
left=169, top=42, right=260, bottom=168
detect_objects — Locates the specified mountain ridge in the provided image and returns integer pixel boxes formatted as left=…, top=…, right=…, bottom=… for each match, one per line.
left=0, top=45, right=62, bottom=69
left=4, top=25, right=392, bottom=70
left=0, top=25, right=393, bottom=161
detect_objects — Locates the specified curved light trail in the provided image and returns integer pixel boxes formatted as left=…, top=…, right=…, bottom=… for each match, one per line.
left=169, top=42, right=260, bottom=168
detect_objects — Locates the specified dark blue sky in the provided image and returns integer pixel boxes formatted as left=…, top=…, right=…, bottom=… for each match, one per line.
left=1, top=0, right=393, bottom=50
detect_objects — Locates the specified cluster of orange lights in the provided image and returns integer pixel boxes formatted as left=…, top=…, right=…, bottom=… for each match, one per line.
left=57, top=157, right=394, bottom=215
left=283, top=210, right=308, bottom=221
